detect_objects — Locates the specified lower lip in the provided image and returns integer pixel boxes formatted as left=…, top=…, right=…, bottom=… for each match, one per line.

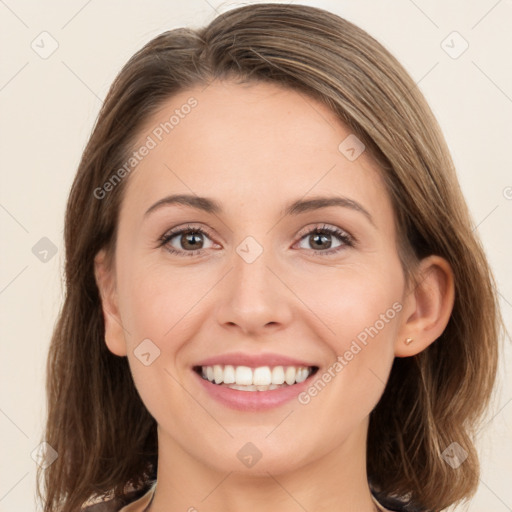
left=193, top=370, right=315, bottom=411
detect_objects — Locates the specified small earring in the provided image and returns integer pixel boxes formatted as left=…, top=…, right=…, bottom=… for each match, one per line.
left=405, top=337, right=414, bottom=345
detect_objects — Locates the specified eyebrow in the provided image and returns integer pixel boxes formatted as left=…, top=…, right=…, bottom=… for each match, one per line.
left=144, top=193, right=375, bottom=227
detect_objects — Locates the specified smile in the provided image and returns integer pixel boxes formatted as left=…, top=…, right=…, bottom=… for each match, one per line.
left=194, top=364, right=319, bottom=391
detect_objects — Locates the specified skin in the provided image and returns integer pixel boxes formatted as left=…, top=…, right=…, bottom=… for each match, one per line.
left=94, top=80, right=455, bottom=512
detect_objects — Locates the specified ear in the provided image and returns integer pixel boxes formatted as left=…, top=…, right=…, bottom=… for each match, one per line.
left=94, top=248, right=127, bottom=357
left=395, top=255, right=455, bottom=357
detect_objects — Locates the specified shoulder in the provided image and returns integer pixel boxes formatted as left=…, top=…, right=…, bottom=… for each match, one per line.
left=81, top=501, right=118, bottom=512
left=372, top=492, right=431, bottom=512
left=81, top=486, right=153, bottom=512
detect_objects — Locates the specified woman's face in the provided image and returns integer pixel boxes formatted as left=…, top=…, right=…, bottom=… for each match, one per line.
left=101, top=80, right=413, bottom=475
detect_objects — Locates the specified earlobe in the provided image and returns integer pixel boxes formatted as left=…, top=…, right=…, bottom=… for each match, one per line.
left=395, top=255, right=455, bottom=358
left=94, top=248, right=128, bottom=357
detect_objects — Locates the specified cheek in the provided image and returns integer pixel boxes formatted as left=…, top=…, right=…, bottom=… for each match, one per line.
left=116, top=263, right=200, bottom=423
left=294, top=262, right=403, bottom=348
left=117, top=260, right=209, bottom=343
left=297, top=264, right=403, bottom=416
left=297, top=262, right=402, bottom=399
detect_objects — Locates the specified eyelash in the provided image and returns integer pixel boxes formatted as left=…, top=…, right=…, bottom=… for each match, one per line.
left=157, top=223, right=355, bottom=257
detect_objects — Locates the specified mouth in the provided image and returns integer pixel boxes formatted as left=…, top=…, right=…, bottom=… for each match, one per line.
left=193, top=364, right=319, bottom=392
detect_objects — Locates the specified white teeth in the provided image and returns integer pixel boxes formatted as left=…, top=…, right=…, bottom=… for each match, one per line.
left=253, top=366, right=272, bottom=386
left=199, top=364, right=313, bottom=388
left=271, top=366, right=285, bottom=385
left=213, top=365, right=223, bottom=384
left=223, top=364, right=235, bottom=384
left=285, top=366, right=296, bottom=385
left=296, top=367, right=309, bottom=383
left=235, top=366, right=253, bottom=385
left=228, top=384, right=281, bottom=391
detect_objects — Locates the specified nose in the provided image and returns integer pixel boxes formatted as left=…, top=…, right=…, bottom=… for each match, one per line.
left=215, top=243, right=293, bottom=336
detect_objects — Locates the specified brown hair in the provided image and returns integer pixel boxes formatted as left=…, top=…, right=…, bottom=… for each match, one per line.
left=37, top=3, right=503, bottom=511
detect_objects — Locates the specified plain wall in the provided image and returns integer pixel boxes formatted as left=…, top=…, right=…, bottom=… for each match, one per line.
left=0, top=1, right=510, bottom=510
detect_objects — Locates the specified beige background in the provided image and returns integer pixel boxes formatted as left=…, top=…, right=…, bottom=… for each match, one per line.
left=0, top=1, right=511, bottom=510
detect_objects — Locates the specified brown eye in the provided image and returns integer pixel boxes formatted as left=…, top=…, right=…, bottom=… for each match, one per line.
left=159, top=225, right=216, bottom=256
left=179, top=231, right=205, bottom=250
left=308, top=232, right=334, bottom=250
left=296, top=225, right=354, bottom=255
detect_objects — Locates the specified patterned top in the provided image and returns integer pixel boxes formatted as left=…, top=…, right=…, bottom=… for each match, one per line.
left=82, top=482, right=426, bottom=511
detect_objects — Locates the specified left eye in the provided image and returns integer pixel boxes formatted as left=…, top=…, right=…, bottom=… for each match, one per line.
left=159, top=226, right=215, bottom=255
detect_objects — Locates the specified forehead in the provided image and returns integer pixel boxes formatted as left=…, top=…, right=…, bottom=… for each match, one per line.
left=121, top=80, right=393, bottom=229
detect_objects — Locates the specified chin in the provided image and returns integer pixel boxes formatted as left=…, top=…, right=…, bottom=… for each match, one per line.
left=198, top=436, right=316, bottom=477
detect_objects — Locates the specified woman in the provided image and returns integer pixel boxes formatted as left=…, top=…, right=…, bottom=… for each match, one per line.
left=37, top=3, right=503, bottom=511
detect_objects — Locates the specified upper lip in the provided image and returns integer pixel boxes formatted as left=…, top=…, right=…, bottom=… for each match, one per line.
left=193, top=352, right=318, bottom=368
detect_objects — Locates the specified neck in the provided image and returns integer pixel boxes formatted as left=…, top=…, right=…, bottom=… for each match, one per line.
left=148, top=422, right=380, bottom=512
